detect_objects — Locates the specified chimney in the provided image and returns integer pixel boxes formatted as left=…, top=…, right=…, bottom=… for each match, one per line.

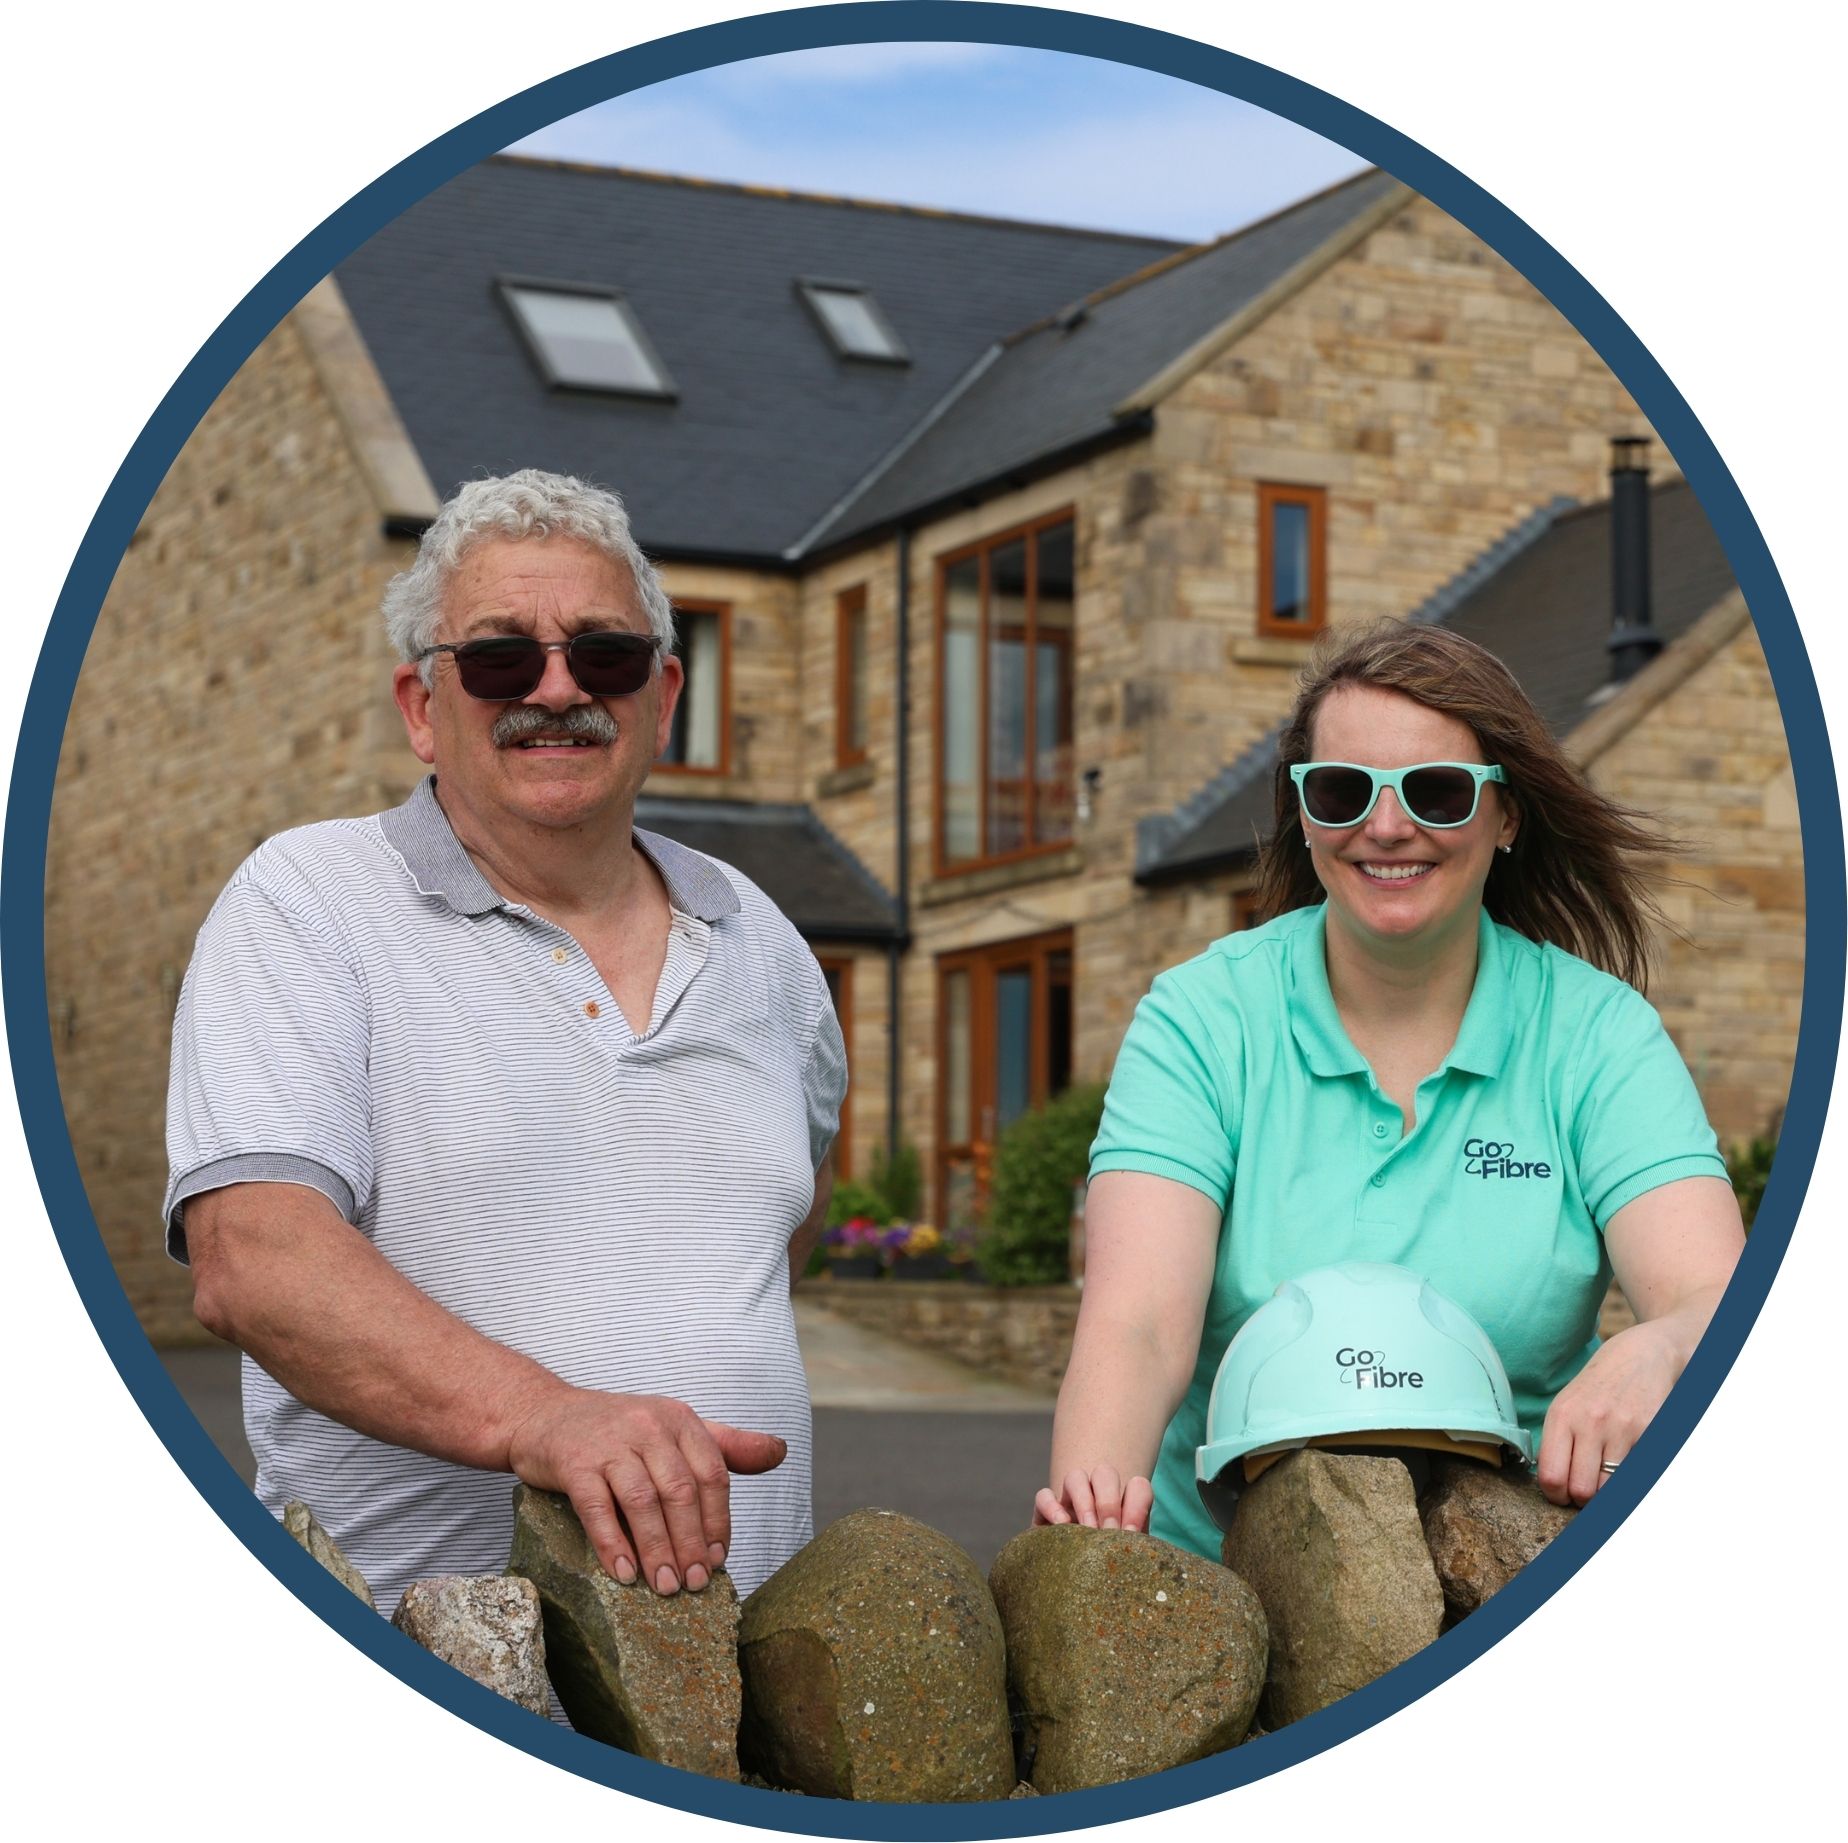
left=1607, top=435, right=1661, bottom=683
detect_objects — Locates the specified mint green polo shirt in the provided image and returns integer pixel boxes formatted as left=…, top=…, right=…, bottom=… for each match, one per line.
left=1089, top=902, right=1727, bottom=1563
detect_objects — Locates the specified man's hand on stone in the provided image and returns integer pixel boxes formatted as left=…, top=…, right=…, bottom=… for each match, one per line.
left=505, top=1388, right=787, bottom=1594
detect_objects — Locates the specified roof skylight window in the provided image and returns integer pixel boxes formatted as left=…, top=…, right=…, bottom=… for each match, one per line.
left=498, top=279, right=676, bottom=398
left=798, top=280, right=909, bottom=364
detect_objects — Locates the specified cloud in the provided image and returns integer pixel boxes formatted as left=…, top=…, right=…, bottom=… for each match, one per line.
left=694, top=42, right=1011, bottom=88
left=506, top=55, right=1371, bottom=243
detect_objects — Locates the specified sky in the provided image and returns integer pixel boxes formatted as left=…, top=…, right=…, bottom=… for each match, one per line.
left=506, top=43, right=1373, bottom=243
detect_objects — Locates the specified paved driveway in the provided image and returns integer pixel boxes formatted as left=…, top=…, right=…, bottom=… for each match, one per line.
left=159, top=1299, right=1055, bottom=1575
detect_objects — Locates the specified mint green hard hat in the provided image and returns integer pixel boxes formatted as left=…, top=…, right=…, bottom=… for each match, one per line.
left=1196, top=1261, right=1532, bottom=1532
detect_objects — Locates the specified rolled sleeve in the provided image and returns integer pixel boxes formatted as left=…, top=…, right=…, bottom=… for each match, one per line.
left=163, top=880, right=374, bottom=1260
left=1571, top=985, right=1727, bottom=1231
left=802, top=989, right=849, bottom=1173
left=1088, top=973, right=1238, bottom=1210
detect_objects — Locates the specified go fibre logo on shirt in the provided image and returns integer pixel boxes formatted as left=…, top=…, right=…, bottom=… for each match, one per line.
left=1463, top=1137, right=1553, bottom=1180
left=1336, top=1346, right=1424, bottom=1390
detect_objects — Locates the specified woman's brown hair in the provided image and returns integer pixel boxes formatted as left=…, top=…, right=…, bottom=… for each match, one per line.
left=1251, top=619, right=1679, bottom=991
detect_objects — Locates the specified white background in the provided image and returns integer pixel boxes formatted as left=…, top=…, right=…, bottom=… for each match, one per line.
left=4, top=3, right=1838, bottom=1835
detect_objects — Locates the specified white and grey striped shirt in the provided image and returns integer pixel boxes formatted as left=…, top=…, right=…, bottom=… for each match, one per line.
left=165, top=775, right=846, bottom=1615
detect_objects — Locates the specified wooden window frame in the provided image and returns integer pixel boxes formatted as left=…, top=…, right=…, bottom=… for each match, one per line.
left=1256, top=482, right=1328, bottom=638
left=932, top=508, right=1077, bottom=878
left=835, top=584, right=869, bottom=771
left=815, top=952, right=854, bottom=1180
left=656, top=599, right=732, bottom=779
left=934, top=928, right=1074, bottom=1229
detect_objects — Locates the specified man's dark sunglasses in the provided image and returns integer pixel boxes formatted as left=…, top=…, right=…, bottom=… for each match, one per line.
left=414, top=630, right=659, bottom=701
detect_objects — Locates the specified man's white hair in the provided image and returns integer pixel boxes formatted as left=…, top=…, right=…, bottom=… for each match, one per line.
left=382, top=469, right=676, bottom=684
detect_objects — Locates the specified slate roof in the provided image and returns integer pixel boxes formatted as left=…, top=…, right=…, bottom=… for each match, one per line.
left=1136, top=477, right=1741, bottom=883
left=805, top=167, right=1406, bottom=553
left=634, top=796, right=900, bottom=943
left=335, top=158, right=1181, bottom=562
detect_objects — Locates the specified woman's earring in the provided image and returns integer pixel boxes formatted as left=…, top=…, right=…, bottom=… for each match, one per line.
left=1498, top=843, right=1512, bottom=855
left=1303, top=834, right=1312, bottom=850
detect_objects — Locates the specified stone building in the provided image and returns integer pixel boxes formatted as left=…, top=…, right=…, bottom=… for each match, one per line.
left=46, top=158, right=1800, bottom=1343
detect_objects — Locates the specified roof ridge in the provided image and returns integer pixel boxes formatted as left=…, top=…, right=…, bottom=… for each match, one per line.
left=487, top=153, right=1188, bottom=247
left=1006, top=165, right=1385, bottom=347
left=785, top=343, right=1004, bottom=559
left=1137, top=494, right=1580, bottom=879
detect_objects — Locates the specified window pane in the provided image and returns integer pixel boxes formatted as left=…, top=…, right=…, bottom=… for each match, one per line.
left=1271, top=500, right=1311, bottom=623
left=995, top=967, right=1033, bottom=1132
left=1047, top=949, right=1073, bottom=1097
left=811, top=288, right=899, bottom=359
left=845, top=600, right=868, bottom=757
left=943, top=969, right=972, bottom=1144
left=507, top=288, right=668, bottom=394
left=1034, top=522, right=1075, bottom=845
left=663, top=609, right=721, bottom=767
left=986, top=539, right=1029, bottom=856
left=943, top=557, right=981, bottom=862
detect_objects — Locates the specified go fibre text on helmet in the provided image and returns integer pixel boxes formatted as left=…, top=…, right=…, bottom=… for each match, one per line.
left=1337, top=1347, right=1423, bottom=1390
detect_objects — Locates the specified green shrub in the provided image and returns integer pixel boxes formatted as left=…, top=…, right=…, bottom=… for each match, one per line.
left=977, top=1083, right=1107, bottom=1286
left=868, top=1140, right=924, bottom=1223
left=825, top=1176, right=893, bottom=1228
left=1727, top=1135, right=1776, bottom=1233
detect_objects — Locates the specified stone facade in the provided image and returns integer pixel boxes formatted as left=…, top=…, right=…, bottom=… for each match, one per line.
left=45, top=190, right=1798, bottom=1343
left=46, top=316, right=421, bottom=1343
left=1568, top=600, right=1802, bottom=1143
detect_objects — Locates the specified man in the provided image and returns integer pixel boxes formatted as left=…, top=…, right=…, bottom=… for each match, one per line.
left=165, top=469, right=845, bottom=1616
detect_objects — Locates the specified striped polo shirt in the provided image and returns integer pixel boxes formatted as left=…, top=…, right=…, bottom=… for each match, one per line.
left=165, top=775, right=846, bottom=1615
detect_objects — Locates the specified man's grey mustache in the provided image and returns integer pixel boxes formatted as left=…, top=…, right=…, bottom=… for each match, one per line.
left=491, top=705, right=620, bottom=749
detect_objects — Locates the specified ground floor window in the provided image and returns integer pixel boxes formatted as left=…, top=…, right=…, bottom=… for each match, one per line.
left=936, top=929, right=1073, bottom=1235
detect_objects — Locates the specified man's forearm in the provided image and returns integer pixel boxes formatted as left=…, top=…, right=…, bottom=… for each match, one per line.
left=188, top=1182, right=566, bottom=1473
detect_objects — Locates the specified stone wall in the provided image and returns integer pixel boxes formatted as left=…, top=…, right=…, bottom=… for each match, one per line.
left=800, top=1277, right=1079, bottom=1390
left=803, top=1278, right=1648, bottom=1396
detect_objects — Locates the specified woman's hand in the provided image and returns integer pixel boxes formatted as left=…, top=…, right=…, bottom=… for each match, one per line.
left=1540, top=1175, right=1744, bottom=1506
left=1535, top=1318, right=1683, bottom=1506
left=1033, top=1465, right=1155, bottom=1532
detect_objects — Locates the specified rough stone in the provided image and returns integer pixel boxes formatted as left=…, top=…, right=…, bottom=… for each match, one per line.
left=1420, top=1459, right=1576, bottom=1622
left=1221, top=1451, right=1443, bottom=1728
left=989, top=1525, right=1267, bottom=1791
left=508, top=1486, right=741, bottom=1780
left=282, top=1500, right=375, bottom=1609
left=390, top=1574, right=550, bottom=1716
left=738, top=1507, right=1014, bottom=1802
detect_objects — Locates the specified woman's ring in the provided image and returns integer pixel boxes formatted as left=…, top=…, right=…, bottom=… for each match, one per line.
left=1600, top=1460, right=1620, bottom=1473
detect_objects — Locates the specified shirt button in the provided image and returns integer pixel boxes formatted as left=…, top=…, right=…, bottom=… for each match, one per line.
left=583, top=1000, right=601, bottom=1019
left=1372, top=1122, right=1390, bottom=1139
left=552, top=947, right=568, bottom=964
left=1370, top=1172, right=1386, bottom=1189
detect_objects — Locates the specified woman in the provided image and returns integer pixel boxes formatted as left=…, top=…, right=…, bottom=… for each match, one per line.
left=1038, top=620, right=1744, bottom=1559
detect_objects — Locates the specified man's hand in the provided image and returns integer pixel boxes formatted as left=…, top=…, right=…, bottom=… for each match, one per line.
left=505, top=1387, right=787, bottom=1594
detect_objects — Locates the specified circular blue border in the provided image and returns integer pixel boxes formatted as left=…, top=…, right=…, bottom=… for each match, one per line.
left=4, top=5, right=1838, bottom=1835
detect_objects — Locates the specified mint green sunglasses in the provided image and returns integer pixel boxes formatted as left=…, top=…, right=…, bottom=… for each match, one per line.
left=1291, top=761, right=1507, bottom=829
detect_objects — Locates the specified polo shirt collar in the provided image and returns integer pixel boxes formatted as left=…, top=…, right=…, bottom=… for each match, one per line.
left=1287, top=905, right=1369, bottom=1077
left=379, top=775, right=740, bottom=923
left=1287, top=902, right=1513, bottom=1081
left=1442, top=908, right=1514, bottom=1078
